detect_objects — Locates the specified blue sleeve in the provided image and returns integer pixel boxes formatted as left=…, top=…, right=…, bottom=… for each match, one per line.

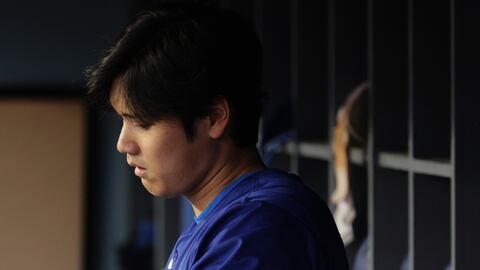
left=190, top=202, right=327, bottom=270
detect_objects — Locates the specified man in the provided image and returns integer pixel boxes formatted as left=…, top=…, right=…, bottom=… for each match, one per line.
left=87, top=3, right=348, bottom=269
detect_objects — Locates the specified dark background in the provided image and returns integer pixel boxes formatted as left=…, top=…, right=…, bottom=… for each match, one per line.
left=1, top=0, right=479, bottom=269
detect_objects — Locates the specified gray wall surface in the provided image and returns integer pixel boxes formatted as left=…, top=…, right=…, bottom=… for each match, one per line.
left=0, top=0, right=128, bottom=85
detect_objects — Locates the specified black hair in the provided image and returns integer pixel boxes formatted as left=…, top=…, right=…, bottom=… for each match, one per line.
left=86, top=3, right=263, bottom=147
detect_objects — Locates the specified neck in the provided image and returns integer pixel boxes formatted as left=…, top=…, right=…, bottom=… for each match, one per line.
left=185, top=146, right=264, bottom=217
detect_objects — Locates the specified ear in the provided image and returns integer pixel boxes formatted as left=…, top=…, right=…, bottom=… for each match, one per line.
left=208, top=97, right=230, bottom=139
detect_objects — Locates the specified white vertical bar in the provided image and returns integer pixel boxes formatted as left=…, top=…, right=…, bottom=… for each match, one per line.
left=408, top=0, right=415, bottom=268
left=450, top=0, right=456, bottom=268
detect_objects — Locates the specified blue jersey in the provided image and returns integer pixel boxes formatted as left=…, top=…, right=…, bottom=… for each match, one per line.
left=165, top=169, right=349, bottom=270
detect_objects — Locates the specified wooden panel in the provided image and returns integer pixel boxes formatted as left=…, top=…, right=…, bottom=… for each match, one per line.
left=0, top=99, right=85, bottom=270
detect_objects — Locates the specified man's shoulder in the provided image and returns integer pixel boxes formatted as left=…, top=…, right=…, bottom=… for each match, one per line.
left=206, top=168, right=334, bottom=238
left=194, top=185, right=347, bottom=270
left=246, top=169, right=332, bottom=224
left=239, top=168, right=317, bottom=203
left=250, top=168, right=314, bottom=196
left=195, top=199, right=323, bottom=268
left=190, top=169, right=349, bottom=269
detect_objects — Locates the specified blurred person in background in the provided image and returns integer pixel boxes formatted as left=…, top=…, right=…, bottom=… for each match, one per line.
left=331, top=83, right=368, bottom=269
left=87, top=3, right=348, bottom=269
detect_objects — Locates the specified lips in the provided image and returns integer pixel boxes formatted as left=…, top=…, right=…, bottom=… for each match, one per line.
left=134, top=166, right=147, bottom=177
left=127, top=160, right=146, bottom=177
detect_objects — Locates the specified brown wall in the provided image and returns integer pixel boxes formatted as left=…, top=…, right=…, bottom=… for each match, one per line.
left=0, top=100, right=85, bottom=270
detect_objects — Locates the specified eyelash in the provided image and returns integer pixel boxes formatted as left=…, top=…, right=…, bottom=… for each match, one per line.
left=133, top=122, right=152, bottom=129
left=115, top=114, right=152, bottom=130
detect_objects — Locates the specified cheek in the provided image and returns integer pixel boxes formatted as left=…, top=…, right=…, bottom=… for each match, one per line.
left=139, top=122, right=217, bottom=195
left=147, top=140, right=180, bottom=171
left=144, top=132, right=196, bottom=177
left=162, top=137, right=214, bottom=184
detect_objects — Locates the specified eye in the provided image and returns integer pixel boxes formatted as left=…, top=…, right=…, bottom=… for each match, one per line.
left=133, top=121, right=152, bottom=130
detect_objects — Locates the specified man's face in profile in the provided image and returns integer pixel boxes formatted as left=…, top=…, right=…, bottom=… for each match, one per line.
left=109, top=77, right=218, bottom=197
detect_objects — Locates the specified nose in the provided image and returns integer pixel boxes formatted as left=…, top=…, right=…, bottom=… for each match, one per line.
left=116, top=124, right=140, bottom=155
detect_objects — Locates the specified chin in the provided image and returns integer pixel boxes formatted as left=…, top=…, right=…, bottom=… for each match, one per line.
left=141, top=178, right=177, bottom=198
